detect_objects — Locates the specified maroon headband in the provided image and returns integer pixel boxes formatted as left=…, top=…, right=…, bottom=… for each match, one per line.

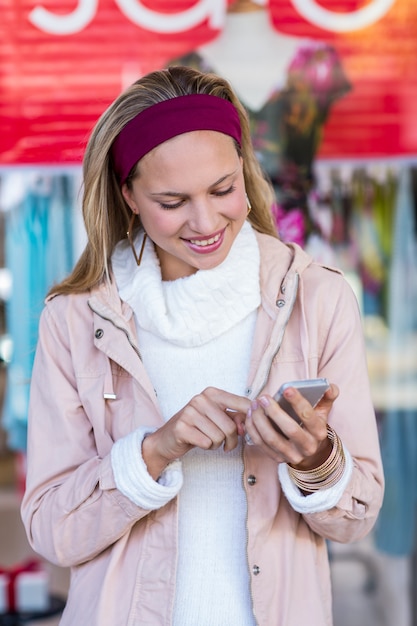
left=111, top=94, right=242, bottom=185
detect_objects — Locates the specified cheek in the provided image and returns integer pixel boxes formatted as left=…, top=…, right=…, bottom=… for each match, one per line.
left=229, top=190, right=248, bottom=219
left=140, top=210, right=181, bottom=239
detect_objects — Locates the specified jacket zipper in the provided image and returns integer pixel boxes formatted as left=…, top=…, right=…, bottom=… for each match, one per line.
left=250, top=272, right=299, bottom=399
left=244, top=272, right=299, bottom=625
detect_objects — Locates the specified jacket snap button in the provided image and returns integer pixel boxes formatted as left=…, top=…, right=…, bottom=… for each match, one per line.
left=248, top=475, right=257, bottom=486
left=276, top=299, right=285, bottom=308
left=95, top=329, right=104, bottom=339
left=252, top=565, right=260, bottom=575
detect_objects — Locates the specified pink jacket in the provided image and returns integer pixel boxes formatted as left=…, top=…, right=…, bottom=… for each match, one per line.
left=21, top=233, right=384, bottom=626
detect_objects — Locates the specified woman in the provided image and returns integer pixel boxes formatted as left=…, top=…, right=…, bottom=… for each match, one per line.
left=21, top=65, right=383, bottom=626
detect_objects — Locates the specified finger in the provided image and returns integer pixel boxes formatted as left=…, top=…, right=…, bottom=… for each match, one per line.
left=253, top=394, right=304, bottom=441
left=246, top=399, right=326, bottom=466
left=198, top=408, right=240, bottom=451
left=245, top=402, right=294, bottom=461
left=259, top=394, right=332, bottom=466
left=206, top=409, right=241, bottom=451
left=168, top=409, right=215, bottom=451
left=251, top=397, right=301, bottom=446
left=247, top=388, right=340, bottom=470
left=192, top=388, right=249, bottom=446
left=184, top=399, right=240, bottom=451
left=174, top=388, right=251, bottom=453
left=317, top=383, right=339, bottom=408
left=203, top=387, right=251, bottom=414
left=225, top=409, right=246, bottom=437
left=277, top=383, right=339, bottom=443
left=276, top=388, right=328, bottom=437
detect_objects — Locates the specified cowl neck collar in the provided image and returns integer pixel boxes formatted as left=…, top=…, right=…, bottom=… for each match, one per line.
left=111, top=221, right=260, bottom=347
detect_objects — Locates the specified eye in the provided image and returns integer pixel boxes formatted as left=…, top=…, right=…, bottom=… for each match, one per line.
left=213, top=184, right=236, bottom=197
left=158, top=199, right=185, bottom=210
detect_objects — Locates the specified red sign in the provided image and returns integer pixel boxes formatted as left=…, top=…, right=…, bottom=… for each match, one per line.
left=0, top=0, right=416, bottom=165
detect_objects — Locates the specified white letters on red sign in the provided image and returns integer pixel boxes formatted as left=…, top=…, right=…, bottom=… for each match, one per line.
left=29, top=0, right=225, bottom=35
left=29, top=0, right=398, bottom=36
left=291, top=0, right=397, bottom=32
left=29, top=0, right=99, bottom=35
left=117, top=0, right=224, bottom=32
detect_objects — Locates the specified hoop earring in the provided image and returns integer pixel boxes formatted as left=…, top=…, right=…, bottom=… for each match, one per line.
left=246, top=193, right=252, bottom=215
left=127, top=213, right=147, bottom=266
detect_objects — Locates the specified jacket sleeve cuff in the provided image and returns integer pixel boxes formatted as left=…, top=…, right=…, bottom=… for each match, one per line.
left=278, top=444, right=353, bottom=514
left=111, top=426, right=183, bottom=509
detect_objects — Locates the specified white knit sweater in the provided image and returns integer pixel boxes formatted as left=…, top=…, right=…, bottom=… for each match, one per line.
left=112, top=221, right=259, bottom=625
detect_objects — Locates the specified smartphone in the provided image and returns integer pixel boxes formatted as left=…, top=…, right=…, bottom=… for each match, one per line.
left=273, top=378, right=330, bottom=426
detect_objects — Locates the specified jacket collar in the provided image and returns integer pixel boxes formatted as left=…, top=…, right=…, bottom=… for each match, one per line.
left=254, top=231, right=313, bottom=315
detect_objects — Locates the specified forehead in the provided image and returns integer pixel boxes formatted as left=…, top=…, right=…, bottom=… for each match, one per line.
left=137, top=130, right=240, bottom=184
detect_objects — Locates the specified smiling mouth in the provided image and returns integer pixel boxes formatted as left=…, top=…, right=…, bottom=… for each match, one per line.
left=188, top=232, right=222, bottom=247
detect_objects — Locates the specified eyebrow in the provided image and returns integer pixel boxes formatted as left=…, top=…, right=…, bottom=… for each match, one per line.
left=149, top=168, right=239, bottom=197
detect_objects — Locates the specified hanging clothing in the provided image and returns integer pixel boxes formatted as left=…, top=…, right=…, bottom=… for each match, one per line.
left=374, top=168, right=417, bottom=556
left=1, top=171, right=77, bottom=450
left=168, top=19, right=350, bottom=249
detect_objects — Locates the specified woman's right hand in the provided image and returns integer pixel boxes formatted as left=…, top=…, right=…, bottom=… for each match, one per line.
left=142, top=387, right=250, bottom=480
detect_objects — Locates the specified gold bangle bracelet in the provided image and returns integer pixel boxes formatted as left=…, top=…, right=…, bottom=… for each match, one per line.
left=288, top=426, right=340, bottom=476
left=288, top=426, right=346, bottom=492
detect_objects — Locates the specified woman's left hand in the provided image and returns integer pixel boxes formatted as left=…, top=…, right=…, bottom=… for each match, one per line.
left=245, top=383, right=339, bottom=470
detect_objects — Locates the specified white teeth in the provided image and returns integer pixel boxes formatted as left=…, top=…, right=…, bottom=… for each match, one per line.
left=189, top=233, right=221, bottom=247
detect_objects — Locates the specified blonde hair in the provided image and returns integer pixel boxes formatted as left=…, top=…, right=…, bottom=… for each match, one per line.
left=50, top=65, right=277, bottom=296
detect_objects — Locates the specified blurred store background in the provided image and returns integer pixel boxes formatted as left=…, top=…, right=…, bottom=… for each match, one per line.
left=1, top=1, right=416, bottom=624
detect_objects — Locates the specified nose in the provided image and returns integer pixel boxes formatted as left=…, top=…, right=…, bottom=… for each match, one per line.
left=187, top=198, right=219, bottom=234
